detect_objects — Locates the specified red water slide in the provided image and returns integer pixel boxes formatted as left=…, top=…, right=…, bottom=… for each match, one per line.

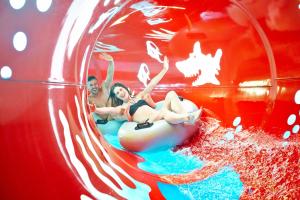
left=1, top=0, right=299, bottom=199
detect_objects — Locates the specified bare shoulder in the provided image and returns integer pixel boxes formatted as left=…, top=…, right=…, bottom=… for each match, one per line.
left=88, top=96, right=95, bottom=104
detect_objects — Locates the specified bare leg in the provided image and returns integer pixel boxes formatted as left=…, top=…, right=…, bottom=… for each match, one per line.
left=185, top=108, right=203, bottom=125
left=161, top=108, right=202, bottom=125
left=147, top=110, right=162, bottom=123
left=162, top=91, right=186, bottom=114
left=162, top=109, right=189, bottom=124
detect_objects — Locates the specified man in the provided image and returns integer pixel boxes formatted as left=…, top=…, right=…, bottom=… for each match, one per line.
left=87, top=53, right=114, bottom=120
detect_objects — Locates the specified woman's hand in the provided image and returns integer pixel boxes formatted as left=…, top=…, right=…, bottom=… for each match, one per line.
left=163, top=56, right=169, bottom=71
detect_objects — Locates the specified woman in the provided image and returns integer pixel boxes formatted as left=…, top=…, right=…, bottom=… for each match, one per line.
left=95, top=56, right=202, bottom=125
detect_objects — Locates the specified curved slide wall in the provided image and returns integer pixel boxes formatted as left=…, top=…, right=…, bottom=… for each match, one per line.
left=0, top=0, right=299, bottom=199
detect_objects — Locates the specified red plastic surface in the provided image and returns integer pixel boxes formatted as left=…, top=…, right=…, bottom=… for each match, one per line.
left=0, top=0, right=299, bottom=199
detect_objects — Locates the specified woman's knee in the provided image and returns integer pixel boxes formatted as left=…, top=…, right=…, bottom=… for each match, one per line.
left=166, top=91, right=178, bottom=98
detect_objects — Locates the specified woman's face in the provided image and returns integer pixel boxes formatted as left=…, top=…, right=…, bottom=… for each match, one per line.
left=113, top=86, right=129, bottom=102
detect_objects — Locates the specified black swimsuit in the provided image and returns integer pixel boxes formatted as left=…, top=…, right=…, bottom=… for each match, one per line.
left=129, top=99, right=150, bottom=116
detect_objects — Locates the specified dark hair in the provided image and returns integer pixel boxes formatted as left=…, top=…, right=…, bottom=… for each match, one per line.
left=109, top=82, right=132, bottom=107
left=88, top=75, right=97, bottom=82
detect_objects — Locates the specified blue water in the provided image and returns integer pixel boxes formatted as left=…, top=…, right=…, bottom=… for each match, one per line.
left=99, top=121, right=243, bottom=199
left=158, top=166, right=243, bottom=200
left=101, top=122, right=202, bottom=174
left=137, top=149, right=203, bottom=175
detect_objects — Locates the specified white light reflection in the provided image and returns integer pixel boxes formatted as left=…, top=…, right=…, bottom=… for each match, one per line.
left=59, top=110, right=116, bottom=200
left=80, top=194, right=93, bottom=200
left=36, top=0, right=52, bottom=12
left=287, top=114, right=296, bottom=125
left=89, top=7, right=120, bottom=33
left=48, top=99, right=73, bottom=170
left=80, top=46, right=90, bottom=84
left=48, top=85, right=65, bottom=90
left=76, top=135, right=127, bottom=194
left=137, top=63, right=150, bottom=87
left=67, top=1, right=98, bottom=58
left=130, top=1, right=166, bottom=17
left=292, top=125, right=299, bottom=134
left=75, top=97, right=136, bottom=195
left=79, top=91, right=151, bottom=198
left=295, top=90, right=300, bottom=104
left=233, top=117, right=241, bottom=127
left=239, top=88, right=268, bottom=96
left=110, top=13, right=130, bottom=26
left=283, top=131, right=291, bottom=139
left=104, top=0, right=110, bottom=6
left=147, top=18, right=172, bottom=25
left=146, top=41, right=163, bottom=63
left=145, top=28, right=175, bottom=41
left=94, top=41, right=124, bottom=52
left=239, top=80, right=271, bottom=87
left=9, top=0, right=26, bottom=9
left=0, top=66, right=13, bottom=80
left=13, top=32, right=27, bottom=51
left=111, top=5, right=183, bottom=27
left=114, top=0, right=121, bottom=5
left=200, top=11, right=225, bottom=21
left=50, top=0, right=99, bottom=82
left=176, top=41, right=222, bottom=86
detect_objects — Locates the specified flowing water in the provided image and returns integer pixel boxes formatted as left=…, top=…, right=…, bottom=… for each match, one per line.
left=102, top=117, right=300, bottom=199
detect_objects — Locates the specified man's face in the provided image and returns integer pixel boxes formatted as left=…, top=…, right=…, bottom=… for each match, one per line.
left=87, top=79, right=99, bottom=96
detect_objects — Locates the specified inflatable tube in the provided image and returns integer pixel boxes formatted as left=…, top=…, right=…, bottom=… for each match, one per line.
left=118, top=99, right=199, bottom=152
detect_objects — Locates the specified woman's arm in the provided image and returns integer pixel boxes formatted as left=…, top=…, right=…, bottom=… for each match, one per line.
left=138, top=56, right=169, bottom=97
left=94, top=106, right=125, bottom=116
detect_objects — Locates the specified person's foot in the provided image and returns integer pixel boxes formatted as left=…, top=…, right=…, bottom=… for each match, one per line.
left=185, top=107, right=203, bottom=125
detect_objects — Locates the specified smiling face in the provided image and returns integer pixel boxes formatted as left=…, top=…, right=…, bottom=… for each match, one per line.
left=113, top=86, right=130, bottom=102
left=87, top=79, right=99, bottom=96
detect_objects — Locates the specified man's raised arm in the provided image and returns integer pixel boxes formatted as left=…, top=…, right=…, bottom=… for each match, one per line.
left=100, top=53, right=114, bottom=89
